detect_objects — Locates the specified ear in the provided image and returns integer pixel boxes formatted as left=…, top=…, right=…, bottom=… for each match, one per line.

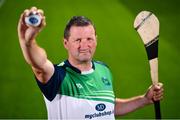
left=95, top=35, right=98, bottom=46
left=63, top=38, right=68, bottom=49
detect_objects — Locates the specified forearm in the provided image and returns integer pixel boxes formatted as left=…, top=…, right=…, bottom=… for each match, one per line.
left=19, top=39, right=48, bottom=70
left=115, top=95, right=151, bottom=116
left=18, top=7, right=55, bottom=83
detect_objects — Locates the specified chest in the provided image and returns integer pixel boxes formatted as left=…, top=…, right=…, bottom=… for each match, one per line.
left=59, top=71, right=114, bottom=104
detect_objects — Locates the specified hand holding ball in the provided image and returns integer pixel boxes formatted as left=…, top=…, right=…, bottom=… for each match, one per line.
left=25, top=14, right=42, bottom=27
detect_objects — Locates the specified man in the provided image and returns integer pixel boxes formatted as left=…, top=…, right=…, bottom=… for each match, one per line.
left=18, top=7, right=164, bottom=119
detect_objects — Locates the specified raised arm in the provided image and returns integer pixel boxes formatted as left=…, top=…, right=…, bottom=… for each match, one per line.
left=17, top=7, right=54, bottom=84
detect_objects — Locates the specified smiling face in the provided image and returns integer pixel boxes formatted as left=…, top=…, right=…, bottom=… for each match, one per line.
left=64, top=25, right=97, bottom=64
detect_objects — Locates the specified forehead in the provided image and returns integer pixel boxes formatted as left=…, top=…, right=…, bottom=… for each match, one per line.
left=69, top=25, right=96, bottom=38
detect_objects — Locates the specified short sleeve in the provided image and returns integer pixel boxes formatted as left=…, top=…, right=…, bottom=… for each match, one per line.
left=35, top=65, right=66, bottom=101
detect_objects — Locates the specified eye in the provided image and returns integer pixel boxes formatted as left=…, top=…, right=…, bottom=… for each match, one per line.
left=75, top=38, right=81, bottom=42
left=87, top=37, right=93, bottom=41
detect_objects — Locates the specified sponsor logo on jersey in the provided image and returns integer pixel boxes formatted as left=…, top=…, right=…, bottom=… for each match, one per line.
left=85, top=110, right=114, bottom=119
left=95, top=103, right=106, bottom=111
left=101, top=77, right=110, bottom=86
left=84, top=103, right=114, bottom=119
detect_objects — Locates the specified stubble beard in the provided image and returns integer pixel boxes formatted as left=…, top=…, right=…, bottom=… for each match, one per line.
left=69, top=48, right=96, bottom=64
left=77, top=53, right=93, bottom=63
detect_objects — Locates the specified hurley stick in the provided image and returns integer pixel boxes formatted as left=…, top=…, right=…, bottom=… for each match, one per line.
left=134, top=11, right=161, bottom=119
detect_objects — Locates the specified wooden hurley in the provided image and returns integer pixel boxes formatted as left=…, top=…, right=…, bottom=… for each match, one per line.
left=134, top=11, right=161, bottom=119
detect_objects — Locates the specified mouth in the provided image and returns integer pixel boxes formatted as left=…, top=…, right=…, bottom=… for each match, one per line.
left=79, top=49, right=90, bottom=54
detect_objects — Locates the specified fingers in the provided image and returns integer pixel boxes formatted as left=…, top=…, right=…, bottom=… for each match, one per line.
left=31, top=6, right=38, bottom=11
left=30, top=7, right=44, bottom=17
left=144, top=82, right=164, bottom=104
left=19, top=7, right=37, bottom=25
left=18, top=7, right=45, bottom=40
left=40, top=16, right=46, bottom=28
left=24, top=9, right=30, bottom=17
left=25, top=7, right=38, bottom=16
left=154, top=90, right=163, bottom=98
left=154, top=83, right=163, bottom=90
left=37, top=9, right=44, bottom=16
left=18, top=10, right=28, bottom=39
left=18, top=7, right=39, bottom=30
left=153, top=83, right=164, bottom=101
left=20, top=6, right=45, bottom=20
left=23, top=6, right=45, bottom=18
left=38, top=9, right=46, bottom=27
left=23, top=7, right=46, bottom=28
left=153, top=94, right=163, bottom=101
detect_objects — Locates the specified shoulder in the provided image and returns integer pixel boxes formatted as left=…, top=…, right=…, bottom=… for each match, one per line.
left=57, top=61, right=65, bottom=67
left=54, top=63, right=66, bottom=74
left=93, top=60, right=110, bottom=68
left=93, top=61, right=112, bottom=73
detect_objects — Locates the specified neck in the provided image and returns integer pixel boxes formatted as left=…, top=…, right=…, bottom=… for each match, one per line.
left=68, top=58, right=92, bottom=72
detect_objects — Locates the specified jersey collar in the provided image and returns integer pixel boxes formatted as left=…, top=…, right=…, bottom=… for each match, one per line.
left=64, top=60, right=95, bottom=74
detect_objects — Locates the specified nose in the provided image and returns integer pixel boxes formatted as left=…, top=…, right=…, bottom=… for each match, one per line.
left=79, top=39, right=89, bottom=49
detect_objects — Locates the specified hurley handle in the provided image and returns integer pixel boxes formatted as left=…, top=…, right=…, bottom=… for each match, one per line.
left=154, top=101, right=161, bottom=119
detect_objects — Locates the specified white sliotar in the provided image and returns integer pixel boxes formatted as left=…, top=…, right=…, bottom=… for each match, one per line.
left=25, top=14, right=41, bottom=27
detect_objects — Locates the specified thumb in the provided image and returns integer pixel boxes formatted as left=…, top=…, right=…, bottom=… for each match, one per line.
left=154, top=83, right=163, bottom=91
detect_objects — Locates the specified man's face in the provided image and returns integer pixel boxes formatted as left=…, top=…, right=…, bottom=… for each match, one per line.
left=64, top=25, right=97, bottom=63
